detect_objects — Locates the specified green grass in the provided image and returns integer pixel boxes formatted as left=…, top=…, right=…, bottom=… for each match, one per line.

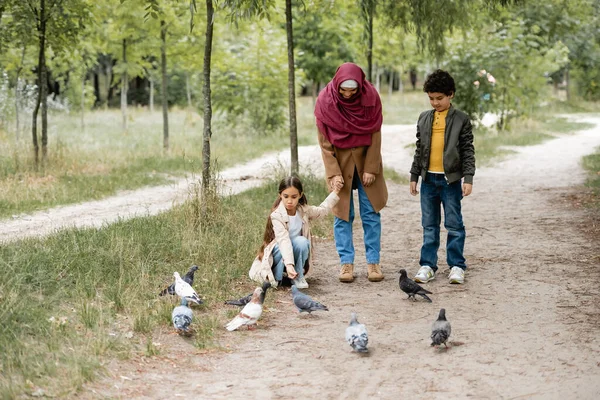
left=582, top=149, right=600, bottom=208
left=0, top=108, right=315, bottom=218
left=384, top=167, right=409, bottom=185
left=0, top=173, right=330, bottom=397
left=474, top=114, right=596, bottom=165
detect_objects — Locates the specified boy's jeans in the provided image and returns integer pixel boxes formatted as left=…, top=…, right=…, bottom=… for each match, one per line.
left=272, top=236, right=310, bottom=281
left=334, top=177, right=381, bottom=265
left=420, top=172, right=466, bottom=271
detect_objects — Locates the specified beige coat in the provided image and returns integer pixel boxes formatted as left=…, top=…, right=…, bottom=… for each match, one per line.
left=318, top=130, right=388, bottom=221
left=248, top=192, right=340, bottom=286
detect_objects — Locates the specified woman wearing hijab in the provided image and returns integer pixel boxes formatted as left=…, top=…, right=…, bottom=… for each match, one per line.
left=315, top=62, right=388, bottom=283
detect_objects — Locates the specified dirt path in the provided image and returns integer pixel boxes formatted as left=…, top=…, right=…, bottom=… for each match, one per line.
left=7, top=117, right=600, bottom=399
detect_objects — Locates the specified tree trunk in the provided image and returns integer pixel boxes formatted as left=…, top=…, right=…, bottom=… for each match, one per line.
left=149, top=78, right=154, bottom=112
left=363, top=0, right=374, bottom=82
left=285, top=0, right=298, bottom=176
left=565, top=67, right=570, bottom=102
left=121, top=39, right=127, bottom=131
left=387, top=69, right=393, bottom=99
left=160, top=19, right=169, bottom=150
left=15, top=44, right=26, bottom=141
left=186, top=73, right=192, bottom=110
left=32, top=0, right=48, bottom=169
left=201, top=0, right=214, bottom=194
left=81, top=73, right=85, bottom=132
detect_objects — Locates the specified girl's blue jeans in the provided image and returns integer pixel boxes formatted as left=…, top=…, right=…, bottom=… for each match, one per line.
left=334, top=176, right=381, bottom=265
left=272, top=236, right=310, bottom=281
left=419, top=172, right=467, bottom=271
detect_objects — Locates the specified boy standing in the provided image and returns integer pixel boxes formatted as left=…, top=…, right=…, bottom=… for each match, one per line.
left=409, top=69, right=475, bottom=284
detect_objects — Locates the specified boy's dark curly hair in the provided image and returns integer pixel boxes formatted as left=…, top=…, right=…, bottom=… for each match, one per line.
left=423, top=69, right=456, bottom=96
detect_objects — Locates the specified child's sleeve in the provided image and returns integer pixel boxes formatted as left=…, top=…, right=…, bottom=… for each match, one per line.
left=318, top=130, right=343, bottom=179
left=364, top=131, right=382, bottom=174
left=409, top=121, right=422, bottom=182
left=459, top=118, right=475, bottom=184
left=272, top=217, right=295, bottom=267
left=306, top=192, right=340, bottom=220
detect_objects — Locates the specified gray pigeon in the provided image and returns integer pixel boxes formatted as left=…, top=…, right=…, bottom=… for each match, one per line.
left=291, top=285, right=328, bottom=314
left=345, top=313, right=369, bottom=353
left=160, top=265, right=198, bottom=296
left=172, top=298, right=193, bottom=336
left=225, top=281, right=271, bottom=307
left=399, top=269, right=432, bottom=302
left=431, top=308, right=451, bottom=347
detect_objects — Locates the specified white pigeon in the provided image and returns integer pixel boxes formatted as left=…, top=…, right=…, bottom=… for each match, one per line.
left=225, top=287, right=264, bottom=331
left=345, top=313, right=369, bottom=353
left=173, top=271, right=202, bottom=305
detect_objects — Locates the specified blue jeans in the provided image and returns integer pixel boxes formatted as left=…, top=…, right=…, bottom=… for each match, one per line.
left=272, top=236, right=310, bottom=281
left=419, top=172, right=466, bottom=271
left=334, top=176, right=381, bottom=264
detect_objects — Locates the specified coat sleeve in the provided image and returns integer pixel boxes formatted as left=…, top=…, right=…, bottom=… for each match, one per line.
left=410, top=120, right=423, bottom=182
left=364, top=131, right=382, bottom=174
left=459, top=117, right=476, bottom=184
left=272, top=215, right=295, bottom=267
left=318, top=129, right=343, bottom=179
left=306, top=192, right=340, bottom=220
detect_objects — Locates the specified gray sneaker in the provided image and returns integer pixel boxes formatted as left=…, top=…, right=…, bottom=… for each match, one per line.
left=414, top=266, right=435, bottom=283
left=448, top=267, right=465, bottom=284
left=292, top=276, right=309, bottom=289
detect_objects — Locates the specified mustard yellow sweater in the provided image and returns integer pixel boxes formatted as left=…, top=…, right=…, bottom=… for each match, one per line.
left=428, top=109, right=448, bottom=172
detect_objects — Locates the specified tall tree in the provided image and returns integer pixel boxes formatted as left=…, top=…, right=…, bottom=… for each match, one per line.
left=160, top=18, right=169, bottom=149
left=285, top=0, right=298, bottom=175
left=201, top=0, right=214, bottom=199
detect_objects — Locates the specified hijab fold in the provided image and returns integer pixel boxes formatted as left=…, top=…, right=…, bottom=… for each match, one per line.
left=314, top=63, right=383, bottom=149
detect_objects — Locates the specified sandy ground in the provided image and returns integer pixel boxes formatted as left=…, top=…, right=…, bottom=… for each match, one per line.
left=3, top=118, right=600, bottom=399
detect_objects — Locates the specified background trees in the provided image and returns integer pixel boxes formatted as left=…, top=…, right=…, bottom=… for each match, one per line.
left=0, top=0, right=599, bottom=168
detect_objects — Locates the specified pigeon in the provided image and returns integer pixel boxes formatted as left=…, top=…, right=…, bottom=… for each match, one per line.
left=172, top=298, right=194, bottom=336
left=345, top=313, right=369, bottom=353
left=291, top=285, right=329, bottom=314
left=224, top=281, right=271, bottom=307
left=159, top=265, right=198, bottom=296
left=225, top=287, right=264, bottom=331
left=398, top=269, right=432, bottom=302
left=431, top=308, right=452, bottom=348
left=173, top=271, right=203, bottom=305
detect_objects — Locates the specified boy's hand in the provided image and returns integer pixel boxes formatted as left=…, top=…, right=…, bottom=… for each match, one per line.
left=462, top=183, right=473, bottom=197
left=362, top=172, right=375, bottom=187
left=410, top=181, right=419, bottom=196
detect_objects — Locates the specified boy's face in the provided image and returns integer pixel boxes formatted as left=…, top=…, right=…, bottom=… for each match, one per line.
left=427, top=92, right=454, bottom=112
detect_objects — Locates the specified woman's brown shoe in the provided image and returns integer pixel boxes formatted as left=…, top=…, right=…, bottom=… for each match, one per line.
left=339, top=264, right=355, bottom=282
left=367, top=264, right=384, bottom=282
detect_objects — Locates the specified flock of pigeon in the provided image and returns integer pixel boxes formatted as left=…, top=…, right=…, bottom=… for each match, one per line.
left=160, top=265, right=452, bottom=351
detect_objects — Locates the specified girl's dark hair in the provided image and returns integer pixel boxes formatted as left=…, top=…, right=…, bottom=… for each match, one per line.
left=257, top=176, right=308, bottom=260
left=423, top=69, right=456, bottom=96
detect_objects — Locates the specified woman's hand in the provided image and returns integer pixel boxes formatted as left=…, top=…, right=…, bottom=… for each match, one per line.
left=286, top=264, right=298, bottom=280
left=362, top=172, right=375, bottom=187
left=410, top=181, right=419, bottom=196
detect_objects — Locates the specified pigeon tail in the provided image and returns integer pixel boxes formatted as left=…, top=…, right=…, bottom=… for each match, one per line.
left=419, top=293, right=433, bottom=302
left=431, top=330, right=450, bottom=346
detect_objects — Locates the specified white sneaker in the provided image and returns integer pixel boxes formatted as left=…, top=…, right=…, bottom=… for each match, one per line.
left=414, top=266, right=435, bottom=283
left=448, top=267, right=465, bottom=284
left=292, top=276, right=309, bottom=289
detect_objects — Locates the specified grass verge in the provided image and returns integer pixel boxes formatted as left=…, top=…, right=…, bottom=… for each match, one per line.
left=0, top=173, right=331, bottom=398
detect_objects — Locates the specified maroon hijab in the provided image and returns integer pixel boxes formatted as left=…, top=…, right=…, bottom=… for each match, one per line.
left=314, top=63, right=383, bottom=149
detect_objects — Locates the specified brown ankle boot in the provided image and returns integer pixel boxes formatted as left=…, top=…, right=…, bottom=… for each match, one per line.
left=367, top=264, right=384, bottom=282
left=339, top=264, right=355, bottom=282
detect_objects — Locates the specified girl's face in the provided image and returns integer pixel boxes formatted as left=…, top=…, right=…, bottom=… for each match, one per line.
left=427, top=91, right=454, bottom=112
left=280, top=186, right=302, bottom=213
left=339, top=86, right=358, bottom=99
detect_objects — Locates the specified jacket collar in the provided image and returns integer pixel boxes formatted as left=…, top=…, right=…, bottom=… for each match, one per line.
left=272, top=201, right=306, bottom=222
